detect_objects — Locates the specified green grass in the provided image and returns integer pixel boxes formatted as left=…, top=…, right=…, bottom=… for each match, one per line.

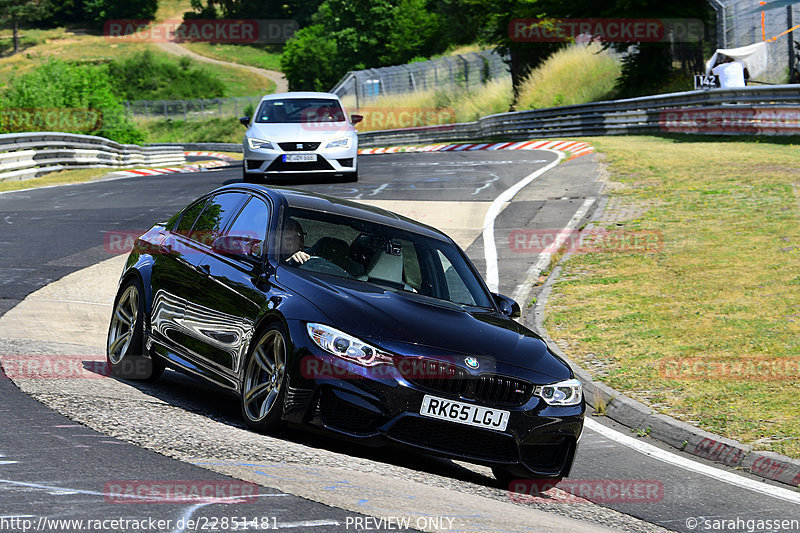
left=544, top=135, right=800, bottom=458
left=181, top=42, right=283, bottom=72
left=517, top=42, right=620, bottom=109
left=140, top=117, right=244, bottom=143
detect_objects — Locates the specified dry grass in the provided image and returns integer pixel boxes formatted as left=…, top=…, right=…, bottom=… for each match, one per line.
left=545, top=136, right=800, bottom=457
left=517, top=43, right=620, bottom=109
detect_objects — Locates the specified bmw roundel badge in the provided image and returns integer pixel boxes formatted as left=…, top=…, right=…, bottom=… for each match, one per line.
left=465, top=357, right=479, bottom=369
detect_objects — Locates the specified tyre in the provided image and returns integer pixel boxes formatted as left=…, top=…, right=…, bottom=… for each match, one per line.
left=240, top=323, right=289, bottom=432
left=106, top=277, right=164, bottom=381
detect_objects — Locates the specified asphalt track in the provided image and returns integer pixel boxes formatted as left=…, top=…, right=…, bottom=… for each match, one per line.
left=0, top=152, right=798, bottom=532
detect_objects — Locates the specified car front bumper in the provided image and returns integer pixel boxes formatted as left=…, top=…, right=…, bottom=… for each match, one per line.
left=243, top=144, right=358, bottom=176
left=282, top=321, right=584, bottom=478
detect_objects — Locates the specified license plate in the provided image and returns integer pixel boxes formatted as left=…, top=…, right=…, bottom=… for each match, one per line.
left=419, top=394, right=510, bottom=432
left=283, top=154, right=317, bottom=162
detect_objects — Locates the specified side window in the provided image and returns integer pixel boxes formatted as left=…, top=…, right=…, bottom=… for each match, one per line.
left=175, top=198, right=210, bottom=235
left=189, top=192, right=246, bottom=245
left=226, top=197, right=269, bottom=257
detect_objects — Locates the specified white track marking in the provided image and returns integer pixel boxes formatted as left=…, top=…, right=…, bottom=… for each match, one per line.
left=275, top=520, right=341, bottom=529
left=482, top=150, right=565, bottom=292
left=584, top=419, right=800, bottom=505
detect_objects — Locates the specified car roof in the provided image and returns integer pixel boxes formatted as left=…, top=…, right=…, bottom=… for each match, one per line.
left=225, top=184, right=450, bottom=243
left=259, top=92, right=342, bottom=102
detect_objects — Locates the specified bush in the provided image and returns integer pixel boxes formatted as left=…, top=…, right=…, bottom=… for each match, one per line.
left=108, top=50, right=227, bottom=101
left=1, top=58, right=144, bottom=144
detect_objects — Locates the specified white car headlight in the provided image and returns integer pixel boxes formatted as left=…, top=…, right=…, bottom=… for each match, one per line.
left=325, top=137, right=351, bottom=149
left=247, top=138, right=274, bottom=150
left=306, top=323, right=392, bottom=367
left=534, top=378, right=582, bottom=406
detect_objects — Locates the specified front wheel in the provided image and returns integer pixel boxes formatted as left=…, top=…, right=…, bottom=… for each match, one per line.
left=107, top=278, right=164, bottom=381
left=240, top=324, right=289, bottom=432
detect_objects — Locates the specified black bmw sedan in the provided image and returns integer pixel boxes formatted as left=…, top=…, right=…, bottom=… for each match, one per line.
left=107, top=183, right=584, bottom=483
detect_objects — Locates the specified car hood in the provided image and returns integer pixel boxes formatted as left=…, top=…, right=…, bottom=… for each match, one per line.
left=279, top=268, right=570, bottom=380
left=247, top=122, right=355, bottom=143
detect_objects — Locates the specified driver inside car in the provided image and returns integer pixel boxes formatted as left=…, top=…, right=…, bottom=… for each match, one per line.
left=282, top=218, right=310, bottom=264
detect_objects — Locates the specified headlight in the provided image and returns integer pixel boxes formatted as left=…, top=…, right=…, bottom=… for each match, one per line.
left=534, top=378, right=582, bottom=406
left=325, top=137, right=351, bottom=149
left=306, top=323, right=392, bottom=367
left=247, top=138, right=274, bottom=150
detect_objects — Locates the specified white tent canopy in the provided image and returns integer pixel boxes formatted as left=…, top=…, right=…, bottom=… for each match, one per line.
left=705, top=41, right=770, bottom=78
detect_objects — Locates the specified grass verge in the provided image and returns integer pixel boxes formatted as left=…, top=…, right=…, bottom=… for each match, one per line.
left=0, top=167, right=128, bottom=193
left=140, top=117, right=244, bottom=143
left=544, top=135, right=800, bottom=458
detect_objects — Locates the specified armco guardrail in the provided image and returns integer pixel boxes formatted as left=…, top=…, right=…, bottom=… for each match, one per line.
left=0, top=132, right=185, bottom=182
left=356, top=86, right=800, bottom=147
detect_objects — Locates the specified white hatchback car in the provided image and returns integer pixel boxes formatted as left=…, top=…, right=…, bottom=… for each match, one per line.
left=241, top=92, right=362, bottom=182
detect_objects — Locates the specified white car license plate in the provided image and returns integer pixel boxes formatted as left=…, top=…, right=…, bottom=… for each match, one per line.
left=283, top=154, right=317, bottom=162
left=419, top=394, right=510, bottom=432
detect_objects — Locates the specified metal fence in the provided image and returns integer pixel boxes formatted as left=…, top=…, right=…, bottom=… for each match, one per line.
left=710, top=0, right=800, bottom=83
left=125, top=96, right=263, bottom=122
left=330, top=50, right=509, bottom=107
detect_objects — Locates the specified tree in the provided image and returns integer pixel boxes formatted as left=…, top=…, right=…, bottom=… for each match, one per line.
left=280, top=24, right=339, bottom=91
left=185, top=0, right=323, bottom=27
left=472, top=0, right=713, bottom=100
left=0, top=0, right=49, bottom=55
left=466, top=0, right=571, bottom=103
left=83, top=0, right=158, bottom=30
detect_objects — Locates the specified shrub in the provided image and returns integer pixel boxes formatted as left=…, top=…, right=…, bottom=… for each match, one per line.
left=1, top=58, right=144, bottom=143
left=108, top=50, right=226, bottom=101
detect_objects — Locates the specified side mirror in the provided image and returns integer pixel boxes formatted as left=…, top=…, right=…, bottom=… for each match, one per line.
left=350, top=114, right=363, bottom=125
left=239, top=116, right=251, bottom=126
left=212, top=235, right=262, bottom=261
left=492, top=293, right=521, bottom=319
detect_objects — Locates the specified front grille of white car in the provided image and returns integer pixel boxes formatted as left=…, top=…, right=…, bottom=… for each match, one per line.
left=278, top=142, right=321, bottom=151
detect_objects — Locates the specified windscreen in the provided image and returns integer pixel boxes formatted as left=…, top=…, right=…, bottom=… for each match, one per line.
left=255, top=98, right=346, bottom=124
left=279, top=207, right=493, bottom=309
